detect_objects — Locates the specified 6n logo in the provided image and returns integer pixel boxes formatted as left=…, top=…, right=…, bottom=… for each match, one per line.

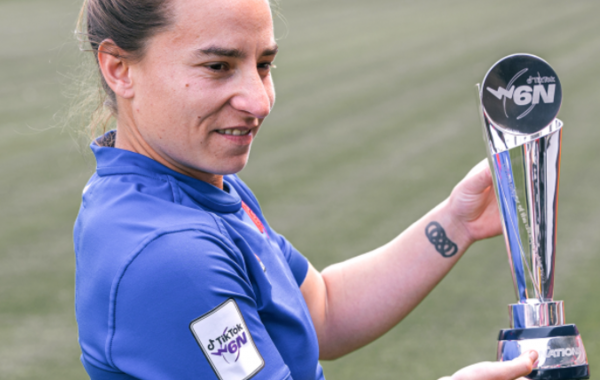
left=487, top=82, right=556, bottom=106
left=485, top=68, right=557, bottom=120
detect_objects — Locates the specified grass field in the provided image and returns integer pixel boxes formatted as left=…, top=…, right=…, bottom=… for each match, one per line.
left=1, top=0, right=600, bottom=379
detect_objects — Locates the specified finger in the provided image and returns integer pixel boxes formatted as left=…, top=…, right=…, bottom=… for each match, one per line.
left=459, top=158, right=493, bottom=195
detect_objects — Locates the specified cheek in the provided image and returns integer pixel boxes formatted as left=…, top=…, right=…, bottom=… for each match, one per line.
left=185, top=82, right=234, bottom=119
left=130, top=82, right=189, bottom=149
left=140, top=75, right=193, bottom=122
left=134, top=75, right=174, bottom=116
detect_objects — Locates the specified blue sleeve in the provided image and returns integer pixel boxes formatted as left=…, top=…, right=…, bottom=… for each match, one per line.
left=106, top=231, right=293, bottom=380
left=271, top=232, right=309, bottom=287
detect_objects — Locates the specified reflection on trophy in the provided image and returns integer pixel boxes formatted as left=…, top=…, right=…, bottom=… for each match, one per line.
left=477, top=54, right=590, bottom=380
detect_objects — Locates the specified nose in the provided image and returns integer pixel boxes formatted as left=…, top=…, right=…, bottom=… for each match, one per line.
left=230, top=68, right=273, bottom=120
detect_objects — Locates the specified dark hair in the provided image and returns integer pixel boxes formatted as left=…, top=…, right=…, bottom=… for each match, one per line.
left=75, top=0, right=172, bottom=137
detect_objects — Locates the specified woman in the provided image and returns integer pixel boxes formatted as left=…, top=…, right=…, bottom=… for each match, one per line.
left=73, top=0, right=537, bottom=379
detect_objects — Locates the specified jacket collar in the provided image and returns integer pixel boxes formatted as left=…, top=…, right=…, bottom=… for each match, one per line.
left=91, top=131, right=242, bottom=213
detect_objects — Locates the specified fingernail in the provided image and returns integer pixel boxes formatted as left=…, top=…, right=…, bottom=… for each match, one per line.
left=528, top=350, right=538, bottom=361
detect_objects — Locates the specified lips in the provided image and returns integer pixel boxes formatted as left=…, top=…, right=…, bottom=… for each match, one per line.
left=214, top=127, right=254, bottom=145
left=215, top=128, right=251, bottom=136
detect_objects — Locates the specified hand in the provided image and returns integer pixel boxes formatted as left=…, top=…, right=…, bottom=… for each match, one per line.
left=448, top=159, right=502, bottom=244
left=439, top=350, right=538, bottom=380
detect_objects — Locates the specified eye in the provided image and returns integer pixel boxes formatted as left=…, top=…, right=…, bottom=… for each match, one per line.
left=206, top=62, right=229, bottom=72
left=257, top=61, right=275, bottom=73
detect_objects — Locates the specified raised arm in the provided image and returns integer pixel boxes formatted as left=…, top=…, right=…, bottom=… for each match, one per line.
left=300, top=160, right=501, bottom=359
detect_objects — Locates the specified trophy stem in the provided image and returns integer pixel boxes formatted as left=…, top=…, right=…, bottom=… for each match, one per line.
left=482, top=115, right=562, bottom=303
left=492, top=147, right=544, bottom=302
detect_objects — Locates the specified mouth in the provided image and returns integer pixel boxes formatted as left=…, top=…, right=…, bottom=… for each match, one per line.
left=215, top=128, right=252, bottom=136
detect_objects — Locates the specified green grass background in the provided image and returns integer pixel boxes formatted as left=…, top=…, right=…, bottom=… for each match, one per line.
left=1, top=0, right=599, bottom=378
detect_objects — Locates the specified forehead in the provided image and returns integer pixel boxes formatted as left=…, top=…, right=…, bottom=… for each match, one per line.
left=167, top=0, right=275, bottom=47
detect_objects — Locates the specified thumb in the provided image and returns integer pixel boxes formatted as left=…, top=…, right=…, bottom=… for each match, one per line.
left=497, top=350, right=538, bottom=379
left=450, top=350, right=537, bottom=380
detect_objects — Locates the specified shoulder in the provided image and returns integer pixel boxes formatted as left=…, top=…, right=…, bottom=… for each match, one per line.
left=108, top=229, right=254, bottom=321
left=76, top=170, right=228, bottom=262
left=118, top=228, right=248, bottom=285
left=109, top=228, right=256, bottom=325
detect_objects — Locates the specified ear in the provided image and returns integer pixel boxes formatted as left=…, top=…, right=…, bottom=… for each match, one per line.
left=97, top=39, right=135, bottom=99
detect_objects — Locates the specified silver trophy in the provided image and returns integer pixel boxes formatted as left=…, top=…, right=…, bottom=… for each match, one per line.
left=477, top=54, right=589, bottom=380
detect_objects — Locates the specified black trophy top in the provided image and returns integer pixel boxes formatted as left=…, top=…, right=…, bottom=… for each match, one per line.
left=481, top=54, right=562, bottom=135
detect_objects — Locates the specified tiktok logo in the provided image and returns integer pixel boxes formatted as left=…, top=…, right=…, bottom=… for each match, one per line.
left=190, top=299, right=265, bottom=379
left=207, top=325, right=249, bottom=363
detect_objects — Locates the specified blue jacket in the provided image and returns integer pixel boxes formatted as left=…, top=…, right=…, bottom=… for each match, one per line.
left=74, top=132, right=324, bottom=380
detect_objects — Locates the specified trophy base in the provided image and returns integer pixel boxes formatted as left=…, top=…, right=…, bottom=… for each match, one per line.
left=528, top=364, right=589, bottom=380
left=497, top=324, right=589, bottom=380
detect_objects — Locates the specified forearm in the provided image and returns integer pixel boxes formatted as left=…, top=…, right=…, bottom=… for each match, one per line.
left=315, top=199, right=474, bottom=359
left=302, top=161, right=499, bottom=359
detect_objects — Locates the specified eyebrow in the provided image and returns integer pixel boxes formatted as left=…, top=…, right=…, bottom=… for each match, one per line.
left=196, top=45, right=279, bottom=59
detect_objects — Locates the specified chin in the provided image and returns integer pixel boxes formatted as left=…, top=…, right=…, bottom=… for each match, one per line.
left=209, top=157, right=249, bottom=176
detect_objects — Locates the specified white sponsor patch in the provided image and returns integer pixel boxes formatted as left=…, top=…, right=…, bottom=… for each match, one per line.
left=190, top=299, right=264, bottom=380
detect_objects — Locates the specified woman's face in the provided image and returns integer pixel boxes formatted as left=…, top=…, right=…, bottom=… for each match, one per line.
left=123, top=0, right=277, bottom=182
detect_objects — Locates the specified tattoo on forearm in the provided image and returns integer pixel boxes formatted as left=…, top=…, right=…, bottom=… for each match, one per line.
left=425, top=221, right=458, bottom=258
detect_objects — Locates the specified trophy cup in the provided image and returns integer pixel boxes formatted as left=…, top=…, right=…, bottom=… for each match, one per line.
left=477, top=54, right=589, bottom=380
